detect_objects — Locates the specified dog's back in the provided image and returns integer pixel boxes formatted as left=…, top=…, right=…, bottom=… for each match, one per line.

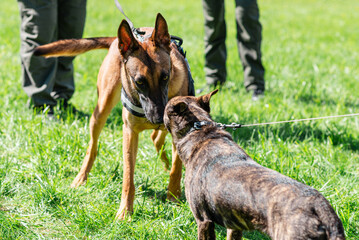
left=181, top=126, right=345, bottom=239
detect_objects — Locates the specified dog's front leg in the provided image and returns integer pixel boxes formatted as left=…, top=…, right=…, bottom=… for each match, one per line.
left=167, top=143, right=182, bottom=201
left=116, top=121, right=139, bottom=220
left=197, top=220, right=216, bottom=240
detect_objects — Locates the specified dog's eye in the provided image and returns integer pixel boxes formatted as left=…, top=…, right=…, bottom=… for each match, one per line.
left=161, top=71, right=169, bottom=82
left=133, top=76, right=146, bottom=87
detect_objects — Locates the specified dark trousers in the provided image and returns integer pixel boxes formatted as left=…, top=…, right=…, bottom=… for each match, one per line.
left=202, top=0, right=265, bottom=91
left=18, top=0, right=87, bottom=106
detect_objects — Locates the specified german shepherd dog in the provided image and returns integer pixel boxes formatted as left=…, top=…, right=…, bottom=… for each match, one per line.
left=164, top=90, right=345, bottom=240
left=35, top=14, right=192, bottom=219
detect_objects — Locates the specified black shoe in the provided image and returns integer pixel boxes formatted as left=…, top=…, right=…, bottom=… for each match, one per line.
left=252, top=89, right=265, bottom=101
left=33, top=105, right=56, bottom=119
left=57, top=99, right=78, bottom=114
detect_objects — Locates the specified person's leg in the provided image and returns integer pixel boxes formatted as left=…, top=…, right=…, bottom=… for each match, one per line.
left=18, top=0, right=58, bottom=107
left=53, top=0, right=87, bottom=102
left=202, top=0, right=227, bottom=87
left=235, top=0, right=265, bottom=92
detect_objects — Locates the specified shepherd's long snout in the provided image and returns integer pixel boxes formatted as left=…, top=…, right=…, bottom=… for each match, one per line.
left=140, top=93, right=168, bottom=124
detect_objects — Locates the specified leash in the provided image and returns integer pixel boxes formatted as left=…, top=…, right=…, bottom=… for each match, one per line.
left=194, top=113, right=359, bottom=131
left=114, top=0, right=146, bottom=42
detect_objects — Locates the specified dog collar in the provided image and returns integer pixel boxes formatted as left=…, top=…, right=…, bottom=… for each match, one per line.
left=121, top=88, right=146, bottom=118
left=187, top=121, right=213, bottom=135
left=193, top=121, right=218, bottom=130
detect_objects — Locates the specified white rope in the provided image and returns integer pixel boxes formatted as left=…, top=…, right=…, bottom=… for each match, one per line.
left=240, top=113, right=359, bottom=128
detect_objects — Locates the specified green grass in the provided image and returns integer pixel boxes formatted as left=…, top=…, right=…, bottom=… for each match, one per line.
left=1, top=0, right=358, bottom=239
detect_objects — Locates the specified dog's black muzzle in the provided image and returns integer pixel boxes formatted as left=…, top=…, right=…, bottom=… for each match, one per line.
left=140, top=93, right=168, bottom=124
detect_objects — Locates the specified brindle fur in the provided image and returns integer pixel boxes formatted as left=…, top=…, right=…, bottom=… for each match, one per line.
left=164, top=90, right=345, bottom=240
left=35, top=14, right=189, bottom=219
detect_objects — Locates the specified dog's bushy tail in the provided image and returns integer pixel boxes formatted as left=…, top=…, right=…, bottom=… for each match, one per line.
left=314, top=197, right=346, bottom=240
left=34, top=37, right=116, bottom=58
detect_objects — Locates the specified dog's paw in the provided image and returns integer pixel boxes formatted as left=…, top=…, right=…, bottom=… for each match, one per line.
left=70, top=174, right=87, bottom=188
left=166, top=192, right=181, bottom=203
left=163, top=164, right=170, bottom=172
left=115, top=209, right=132, bottom=221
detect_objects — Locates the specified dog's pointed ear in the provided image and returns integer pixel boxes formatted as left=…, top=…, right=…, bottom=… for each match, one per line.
left=197, top=89, right=218, bottom=113
left=118, top=20, right=139, bottom=56
left=173, top=101, right=188, bottom=115
left=151, top=13, right=170, bottom=49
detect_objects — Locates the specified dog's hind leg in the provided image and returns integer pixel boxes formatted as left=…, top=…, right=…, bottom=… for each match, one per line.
left=167, top=144, right=182, bottom=201
left=197, top=220, right=216, bottom=240
left=151, top=130, right=170, bottom=171
left=71, top=52, right=122, bottom=188
left=227, top=229, right=242, bottom=240
left=71, top=88, right=121, bottom=188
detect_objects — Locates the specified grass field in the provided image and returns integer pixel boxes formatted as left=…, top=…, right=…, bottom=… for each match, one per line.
left=1, top=0, right=359, bottom=239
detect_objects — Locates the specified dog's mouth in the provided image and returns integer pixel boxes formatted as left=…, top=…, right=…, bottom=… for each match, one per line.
left=143, top=105, right=165, bottom=124
left=146, top=114, right=164, bottom=124
left=139, top=95, right=167, bottom=124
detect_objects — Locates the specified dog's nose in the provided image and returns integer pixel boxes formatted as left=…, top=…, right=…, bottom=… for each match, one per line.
left=145, top=109, right=164, bottom=124
left=149, top=106, right=165, bottom=124
left=151, top=116, right=164, bottom=124
left=140, top=96, right=165, bottom=124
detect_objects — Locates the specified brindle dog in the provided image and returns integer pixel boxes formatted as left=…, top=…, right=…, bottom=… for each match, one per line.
left=34, top=14, right=191, bottom=219
left=164, top=90, right=345, bottom=240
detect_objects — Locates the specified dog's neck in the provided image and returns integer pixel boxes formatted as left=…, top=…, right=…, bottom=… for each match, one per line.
left=121, top=88, right=146, bottom=118
left=175, top=123, right=233, bottom=165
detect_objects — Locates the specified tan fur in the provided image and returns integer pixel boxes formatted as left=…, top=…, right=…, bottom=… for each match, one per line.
left=34, top=37, right=116, bottom=57
left=35, top=14, right=190, bottom=219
